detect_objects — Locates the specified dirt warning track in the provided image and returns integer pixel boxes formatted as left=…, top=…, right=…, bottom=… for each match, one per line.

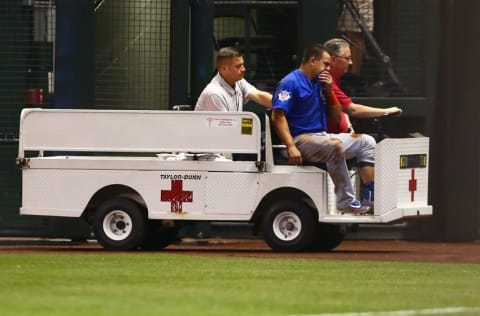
left=1, top=238, right=479, bottom=264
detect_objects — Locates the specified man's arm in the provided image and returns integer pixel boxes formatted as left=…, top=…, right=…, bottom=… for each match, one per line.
left=325, top=90, right=343, bottom=124
left=271, top=109, right=303, bottom=165
left=247, top=89, right=272, bottom=108
left=330, top=74, right=402, bottom=120
left=346, top=103, right=402, bottom=118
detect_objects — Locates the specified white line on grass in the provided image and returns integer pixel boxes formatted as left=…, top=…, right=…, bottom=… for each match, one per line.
left=289, top=306, right=480, bottom=316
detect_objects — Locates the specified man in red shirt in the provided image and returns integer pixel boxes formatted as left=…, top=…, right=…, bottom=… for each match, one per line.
left=324, top=38, right=402, bottom=133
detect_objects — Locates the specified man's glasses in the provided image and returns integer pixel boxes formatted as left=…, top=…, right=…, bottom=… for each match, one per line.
left=335, top=55, right=353, bottom=62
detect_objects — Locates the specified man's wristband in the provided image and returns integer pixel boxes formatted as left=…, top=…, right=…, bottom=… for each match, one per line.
left=326, top=93, right=339, bottom=105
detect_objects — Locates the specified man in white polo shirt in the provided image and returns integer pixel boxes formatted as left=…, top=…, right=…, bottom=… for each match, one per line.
left=192, top=47, right=272, bottom=238
left=195, top=47, right=272, bottom=111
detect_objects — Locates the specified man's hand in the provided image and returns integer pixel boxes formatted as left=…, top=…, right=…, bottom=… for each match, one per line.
left=287, top=144, right=303, bottom=165
left=271, top=109, right=304, bottom=165
left=385, top=107, right=403, bottom=116
left=318, top=71, right=333, bottom=94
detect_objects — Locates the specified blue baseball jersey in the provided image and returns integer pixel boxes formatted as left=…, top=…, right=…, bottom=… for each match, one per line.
left=272, top=69, right=327, bottom=137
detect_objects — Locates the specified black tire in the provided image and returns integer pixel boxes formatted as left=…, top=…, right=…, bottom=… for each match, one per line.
left=141, top=221, right=180, bottom=250
left=309, top=223, right=345, bottom=252
left=93, top=198, right=147, bottom=250
left=261, top=200, right=316, bottom=252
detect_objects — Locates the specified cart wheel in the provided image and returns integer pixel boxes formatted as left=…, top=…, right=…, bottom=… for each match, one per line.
left=261, top=200, right=316, bottom=252
left=309, top=223, right=345, bottom=252
left=93, top=198, right=146, bottom=250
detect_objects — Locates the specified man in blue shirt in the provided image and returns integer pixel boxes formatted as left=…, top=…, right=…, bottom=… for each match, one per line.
left=271, top=43, right=374, bottom=214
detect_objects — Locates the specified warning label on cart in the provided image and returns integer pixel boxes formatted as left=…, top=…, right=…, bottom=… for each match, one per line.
left=241, top=118, right=253, bottom=135
left=159, top=172, right=205, bottom=214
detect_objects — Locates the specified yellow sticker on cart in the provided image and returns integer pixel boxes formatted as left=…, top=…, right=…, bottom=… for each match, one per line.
left=241, top=118, right=253, bottom=135
left=400, top=154, right=427, bottom=169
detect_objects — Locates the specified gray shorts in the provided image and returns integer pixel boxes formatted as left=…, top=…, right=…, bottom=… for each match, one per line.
left=294, top=132, right=375, bottom=208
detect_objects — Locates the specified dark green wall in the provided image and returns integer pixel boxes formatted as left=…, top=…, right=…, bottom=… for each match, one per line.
left=428, top=0, right=480, bottom=241
left=297, top=0, right=337, bottom=56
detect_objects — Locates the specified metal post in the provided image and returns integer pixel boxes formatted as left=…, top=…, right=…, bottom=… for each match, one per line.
left=54, top=0, right=94, bottom=109
left=169, top=0, right=191, bottom=108
left=190, top=0, right=214, bottom=106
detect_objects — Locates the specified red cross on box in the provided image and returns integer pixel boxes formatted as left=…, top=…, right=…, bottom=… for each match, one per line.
left=161, top=180, right=193, bottom=213
left=409, top=169, right=417, bottom=202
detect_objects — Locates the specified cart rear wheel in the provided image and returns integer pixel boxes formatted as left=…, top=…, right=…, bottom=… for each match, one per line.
left=261, top=200, right=316, bottom=252
left=141, top=221, right=179, bottom=250
left=93, top=198, right=146, bottom=250
left=310, top=223, right=345, bottom=252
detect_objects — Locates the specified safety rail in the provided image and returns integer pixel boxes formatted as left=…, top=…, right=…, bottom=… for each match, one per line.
left=17, top=109, right=262, bottom=161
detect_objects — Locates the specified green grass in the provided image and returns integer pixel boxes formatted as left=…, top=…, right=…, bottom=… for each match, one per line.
left=0, top=253, right=479, bottom=316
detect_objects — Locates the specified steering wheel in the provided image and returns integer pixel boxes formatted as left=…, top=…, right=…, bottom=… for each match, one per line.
left=371, top=109, right=402, bottom=141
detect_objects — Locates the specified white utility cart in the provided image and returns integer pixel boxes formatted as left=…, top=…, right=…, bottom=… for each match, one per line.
left=17, top=108, right=432, bottom=251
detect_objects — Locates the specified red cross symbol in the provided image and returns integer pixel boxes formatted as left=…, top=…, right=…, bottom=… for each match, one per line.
left=207, top=117, right=214, bottom=127
left=161, top=180, right=193, bottom=213
left=409, top=169, right=417, bottom=202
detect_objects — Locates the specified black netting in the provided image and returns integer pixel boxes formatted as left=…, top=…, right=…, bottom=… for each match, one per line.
left=95, top=0, right=171, bottom=109
left=337, top=0, right=426, bottom=97
left=213, top=1, right=297, bottom=93
left=0, top=0, right=55, bottom=228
